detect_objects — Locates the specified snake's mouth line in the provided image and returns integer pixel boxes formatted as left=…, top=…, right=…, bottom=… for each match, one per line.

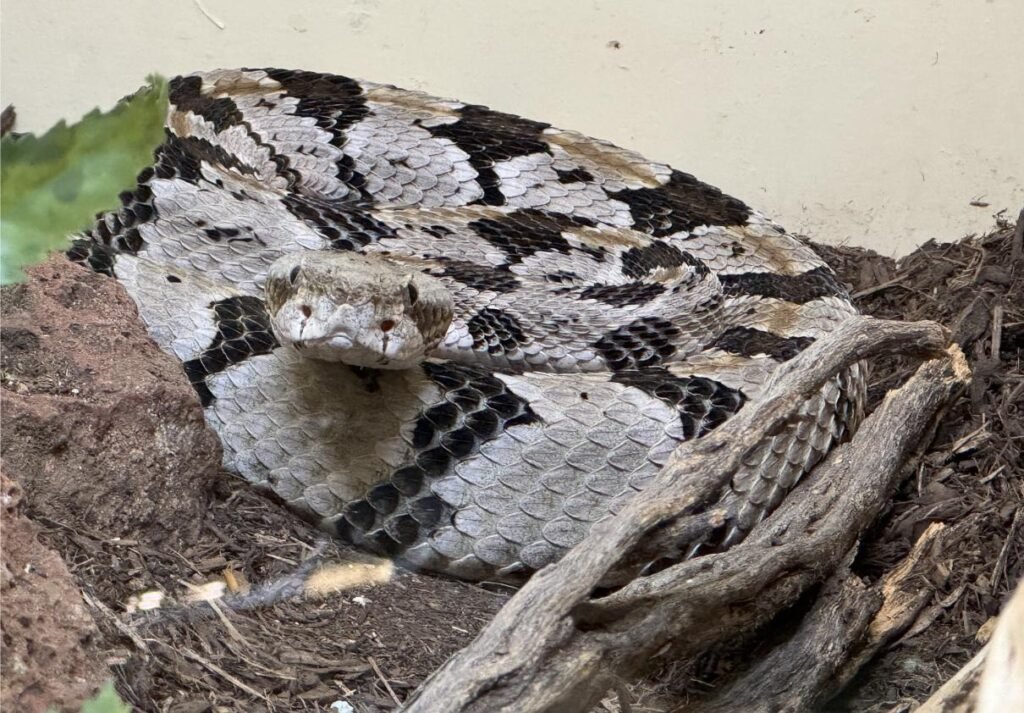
left=292, top=334, right=355, bottom=350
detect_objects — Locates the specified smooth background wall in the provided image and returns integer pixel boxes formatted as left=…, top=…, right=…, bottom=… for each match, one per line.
left=2, top=1, right=1021, bottom=255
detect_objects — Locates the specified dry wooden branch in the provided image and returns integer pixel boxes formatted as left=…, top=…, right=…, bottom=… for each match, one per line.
left=1010, top=207, right=1023, bottom=267
left=679, top=567, right=881, bottom=713
left=404, top=317, right=968, bottom=713
left=685, top=521, right=972, bottom=713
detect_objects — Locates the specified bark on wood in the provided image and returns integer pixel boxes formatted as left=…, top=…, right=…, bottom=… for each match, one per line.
left=684, top=522, right=972, bottom=713
left=677, top=566, right=880, bottom=713
left=403, top=317, right=969, bottom=713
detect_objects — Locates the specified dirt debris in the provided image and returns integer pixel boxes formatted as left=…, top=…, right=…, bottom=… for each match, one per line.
left=0, top=215, right=1020, bottom=712
left=815, top=214, right=1023, bottom=711
left=0, top=474, right=109, bottom=712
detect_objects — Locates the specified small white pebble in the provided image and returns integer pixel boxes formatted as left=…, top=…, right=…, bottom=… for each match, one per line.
left=352, top=596, right=371, bottom=607
left=330, top=702, right=355, bottom=713
left=900, top=657, right=922, bottom=673
left=184, top=580, right=228, bottom=603
left=126, top=590, right=165, bottom=613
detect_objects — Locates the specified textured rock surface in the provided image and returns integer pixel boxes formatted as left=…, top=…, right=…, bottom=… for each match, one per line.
left=0, top=255, right=221, bottom=546
left=0, top=474, right=108, bottom=712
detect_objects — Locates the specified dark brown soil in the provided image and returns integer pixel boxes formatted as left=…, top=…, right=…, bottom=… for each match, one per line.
left=1, top=215, right=1020, bottom=712
left=63, top=484, right=507, bottom=712
left=817, top=214, right=1023, bottom=711
left=0, top=473, right=109, bottom=712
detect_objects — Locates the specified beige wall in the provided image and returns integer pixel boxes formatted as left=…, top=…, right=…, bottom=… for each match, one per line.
left=2, top=1, right=1021, bottom=256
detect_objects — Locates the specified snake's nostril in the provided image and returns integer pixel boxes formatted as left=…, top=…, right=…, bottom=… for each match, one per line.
left=300, top=305, right=312, bottom=318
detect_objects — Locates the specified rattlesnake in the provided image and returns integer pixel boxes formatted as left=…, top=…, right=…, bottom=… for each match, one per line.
left=70, top=68, right=864, bottom=581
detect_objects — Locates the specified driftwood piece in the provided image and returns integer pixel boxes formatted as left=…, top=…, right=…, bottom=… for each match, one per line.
left=686, top=521, right=971, bottom=713
left=914, top=576, right=1024, bottom=713
left=680, top=566, right=881, bottom=713
left=404, top=317, right=969, bottom=713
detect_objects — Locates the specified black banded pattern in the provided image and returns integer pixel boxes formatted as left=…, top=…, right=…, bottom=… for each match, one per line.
left=335, top=362, right=541, bottom=557
left=611, top=368, right=745, bottom=439
left=260, top=68, right=370, bottom=139
left=283, top=197, right=397, bottom=249
left=67, top=239, right=117, bottom=276
left=709, top=326, right=815, bottom=361
left=432, top=260, right=521, bottom=293
left=620, top=242, right=708, bottom=280
left=426, top=105, right=551, bottom=206
left=609, top=170, right=751, bottom=237
left=466, top=308, right=529, bottom=355
left=169, top=75, right=243, bottom=133
left=469, top=209, right=604, bottom=265
left=183, top=296, right=279, bottom=406
left=592, top=317, right=682, bottom=370
left=579, top=282, right=667, bottom=307
left=720, top=266, right=847, bottom=304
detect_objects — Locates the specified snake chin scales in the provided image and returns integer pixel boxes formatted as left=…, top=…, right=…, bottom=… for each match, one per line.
left=70, top=68, right=866, bottom=582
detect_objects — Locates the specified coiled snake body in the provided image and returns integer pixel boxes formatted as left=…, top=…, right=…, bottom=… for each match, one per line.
left=72, top=68, right=864, bottom=581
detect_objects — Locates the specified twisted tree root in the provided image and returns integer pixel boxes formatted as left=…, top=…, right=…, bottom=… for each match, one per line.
left=404, top=317, right=969, bottom=713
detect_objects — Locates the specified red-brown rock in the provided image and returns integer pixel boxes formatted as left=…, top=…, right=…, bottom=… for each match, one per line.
left=0, top=255, right=221, bottom=547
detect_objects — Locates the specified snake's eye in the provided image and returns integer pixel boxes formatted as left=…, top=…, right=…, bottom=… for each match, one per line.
left=288, top=265, right=300, bottom=284
left=380, top=319, right=396, bottom=332
left=406, top=281, right=419, bottom=306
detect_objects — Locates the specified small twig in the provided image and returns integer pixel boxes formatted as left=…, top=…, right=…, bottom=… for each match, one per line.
left=979, top=464, right=1006, bottom=485
left=180, top=646, right=269, bottom=701
left=368, top=655, right=403, bottom=707
left=1010, top=208, right=1024, bottom=268
left=613, top=680, right=633, bottom=713
left=990, top=303, right=1004, bottom=360
left=852, top=275, right=910, bottom=300
left=965, top=241, right=990, bottom=286
left=177, top=578, right=249, bottom=644
left=81, top=590, right=151, bottom=653
left=192, top=0, right=226, bottom=29
left=991, top=507, right=1023, bottom=596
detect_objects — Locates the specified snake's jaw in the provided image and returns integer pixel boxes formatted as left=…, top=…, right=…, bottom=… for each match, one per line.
left=269, top=297, right=422, bottom=368
left=265, top=251, right=455, bottom=369
left=269, top=296, right=356, bottom=361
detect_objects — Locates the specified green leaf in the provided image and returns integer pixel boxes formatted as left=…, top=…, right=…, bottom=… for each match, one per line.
left=47, top=681, right=132, bottom=713
left=1, top=75, right=168, bottom=284
left=80, top=682, right=131, bottom=713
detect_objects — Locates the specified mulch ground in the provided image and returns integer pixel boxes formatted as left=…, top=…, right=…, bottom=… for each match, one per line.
left=18, top=215, right=1024, bottom=712
left=817, top=214, right=1023, bottom=711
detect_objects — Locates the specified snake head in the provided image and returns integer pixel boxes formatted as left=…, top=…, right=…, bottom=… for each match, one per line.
left=264, top=251, right=454, bottom=369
